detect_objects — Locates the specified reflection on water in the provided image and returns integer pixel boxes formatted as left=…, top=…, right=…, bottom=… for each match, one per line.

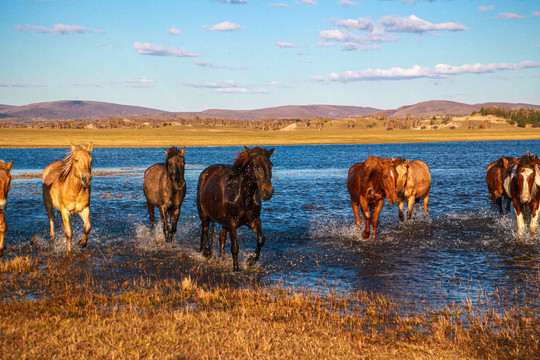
left=1, top=141, right=539, bottom=308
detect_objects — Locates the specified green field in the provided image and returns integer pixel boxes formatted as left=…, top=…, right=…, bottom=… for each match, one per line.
left=0, top=118, right=538, bottom=148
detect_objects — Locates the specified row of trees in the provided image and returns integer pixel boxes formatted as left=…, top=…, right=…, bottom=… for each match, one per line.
left=474, top=107, right=540, bottom=128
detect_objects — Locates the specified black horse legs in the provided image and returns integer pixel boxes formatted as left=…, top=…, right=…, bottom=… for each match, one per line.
left=247, top=218, right=265, bottom=267
left=200, top=218, right=213, bottom=258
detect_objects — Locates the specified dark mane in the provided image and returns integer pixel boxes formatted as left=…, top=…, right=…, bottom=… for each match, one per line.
left=395, top=157, right=408, bottom=166
left=166, top=146, right=183, bottom=160
left=232, top=147, right=269, bottom=169
left=58, top=151, right=75, bottom=183
left=519, top=153, right=535, bottom=167
left=361, top=155, right=381, bottom=184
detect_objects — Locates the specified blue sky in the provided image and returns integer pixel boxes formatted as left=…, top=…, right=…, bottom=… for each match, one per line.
left=1, top=0, right=539, bottom=112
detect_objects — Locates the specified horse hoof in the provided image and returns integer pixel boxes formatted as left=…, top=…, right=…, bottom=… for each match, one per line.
left=0, top=248, right=3, bottom=258
left=203, top=250, right=212, bottom=258
left=78, top=241, right=87, bottom=248
left=247, top=256, right=258, bottom=267
left=362, top=231, right=370, bottom=239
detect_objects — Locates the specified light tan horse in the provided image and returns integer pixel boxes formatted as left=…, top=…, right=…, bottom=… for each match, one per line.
left=394, top=158, right=431, bottom=221
left=0, top=160, right=14, bottom=257
left=42, top=144, right=93, bottom=252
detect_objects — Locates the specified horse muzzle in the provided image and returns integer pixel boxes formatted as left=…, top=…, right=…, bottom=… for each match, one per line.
left=174, top=180, right=186, bottom=192
left=81, top=175, right=92, bottom=188
left=260, top=184, right=274, bottom=201
left=0, top=202, right=7, bottom=213
left=519, top=195, right=531, bottom=204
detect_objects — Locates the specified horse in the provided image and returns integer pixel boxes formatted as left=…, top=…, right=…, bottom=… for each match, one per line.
left=347, top=155, right=399, bottom=239
left=502, top=152, right=540, bottom=237
left=0, top=160, right=14, bottom=258
left=143, top=147, right=186, bottom=242
left=486, top=157, right=516, bottom=215
left=42, top=144, right=93, bottom=253
left=197, top=146, right=274, bottom=271
left=394, top=157, right=431, bottom=221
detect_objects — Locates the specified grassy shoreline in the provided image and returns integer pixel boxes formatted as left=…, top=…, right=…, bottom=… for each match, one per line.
left=0, top=123, right=538, bottom=148
left=1, top=253, right=538, bottom=359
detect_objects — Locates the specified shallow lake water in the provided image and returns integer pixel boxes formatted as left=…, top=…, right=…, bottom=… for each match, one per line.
left=2, top=141, right=540, bottom=308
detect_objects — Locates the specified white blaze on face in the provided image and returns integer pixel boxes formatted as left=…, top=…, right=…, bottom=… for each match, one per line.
left=503, top=167, right=515, bottom=197
left=519, top=168, right=534, bottom=203
left=535, top=164, right=540, bottom=188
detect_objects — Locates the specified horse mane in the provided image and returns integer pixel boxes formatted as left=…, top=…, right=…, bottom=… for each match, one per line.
left=166, top=146, right=183, bottom=160
left=361, top=155, right=381, bottom=184
left=394, top=157, right=408, bottom=166
left=58, top=145, right=87, bottom=183
left=0, top=160, right=9, bottom=171
left=519, top=153, right=535, bottom=167
left=229, top=147, right=269, bottom=178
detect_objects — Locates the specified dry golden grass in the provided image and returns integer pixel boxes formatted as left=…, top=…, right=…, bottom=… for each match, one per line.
left=0, top=254, right=538, bottom=359
left=0, top=118, right=538, bottom=148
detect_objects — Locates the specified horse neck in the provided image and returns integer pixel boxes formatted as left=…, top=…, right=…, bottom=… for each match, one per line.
left=63, top=166, right=84, bottom=190
left=230, top=164, right=257, bottom=194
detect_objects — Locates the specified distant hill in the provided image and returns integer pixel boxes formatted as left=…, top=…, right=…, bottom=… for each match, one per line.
left=175, top=104, right=381, bottom=121
left=0, top=100, right=167, bottom=122
left=387, top=100, right=540, bottom=119
left=0, top=100, right=538, bottom=122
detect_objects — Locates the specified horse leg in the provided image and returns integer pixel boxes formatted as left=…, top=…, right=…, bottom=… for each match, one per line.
left=529, top=202, right=539, bottom=235
left=359, top=197, right=371, bottom=239
left=147, top=201, right=155, bottom=230
left=228, top=226, right=240, bottom=271
left=60, top=209, right=73, bottom=253
left=169, top=207, right=181, bottom=242
left=351, top=200, right=362, bottom=227
left=158, top=205, right=170, bottom=242
left=200, top=218, right=212, bottom=258
left=504, top=196, right=512, bottom=214
left=496, top=197, right=503, bottom=215
left=423, top=193, right=429, bottom=213
left=406, top=196, right=415, bottom=220
left=0, top=215, right=6, bottom=258
left=218, top=227, right=227, bottom=258
left=371, top=200, right=384, bottom=238
left=44, top=196, right=56, bottom=242
left=247, top=218, right=265, bottom=267
left=77, top=207, right=91, bottom=248
left=513, top=201, right=525, bottom=238
left=398, top=200, right=405, bottom=222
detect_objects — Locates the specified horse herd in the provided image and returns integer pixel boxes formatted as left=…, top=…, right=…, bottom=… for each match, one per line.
left=0, top=145, right=538, bottom=270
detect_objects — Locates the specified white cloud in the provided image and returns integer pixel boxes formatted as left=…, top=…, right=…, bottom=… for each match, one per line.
left=338, top=0, right=359, bottom=6
left=298, top=0, right=317, bottom=4
left=183, top=80, right=268, bottom=94
left=215, top=0, right=246, bottom=4
left=193, top=60, right=247, bottom=70
left=167, top=27, right=182, bottom=35
left=133, top=42, right=198, bottom=57
left=314, top=61, right=540, bottom=82
left=478, top=6, right=495, bottom=13
left=14, top=23, right=106, bottom=34
left=276, top=41, right=297, bottom=48
left=533, top=11, right=540, bottom=17
left=204, top=21, right=243, bottom=31
left=319, top=29, right=398, bottom=45
left=497, top=13, right=525, bottom=19
left=0, top=80, right=44, bottom=87
left=125, top=76, right=155, bottom=88
left=380, top=15, right=469, bottom=33
left=269, top=3, right=290, bottom=7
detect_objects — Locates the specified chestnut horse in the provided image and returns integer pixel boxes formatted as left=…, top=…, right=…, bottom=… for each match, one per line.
left=143, top=146, right=186, bottom=242
left=347, top=155, right=398, bottom=239
left=502, top=152, right=540, bottom=237
left=486, top=157, right=516, bottom=214
left=0, top=160, right=13, bottom=257
left=42, top=144, right=93, bottom=252
left=197, top=146, right=274, bottom=271
left=394, top=158, right=431, bottom=221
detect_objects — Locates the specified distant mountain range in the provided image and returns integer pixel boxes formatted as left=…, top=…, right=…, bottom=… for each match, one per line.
left=0, top=100, right=538, bottom=122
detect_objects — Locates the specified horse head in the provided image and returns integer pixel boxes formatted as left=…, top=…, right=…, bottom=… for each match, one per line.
left=243, top=146, right=274, bottom=201
left=515, top=153, right=537, bottom=204
left=380, top=158, right=398, bottom=206
left=393, top=157, right=409, bottom=194
left=0, top=160, right=13, bottom=213
left=165, top=146, right=186, bottom=192
left=65, top=143, right=93, bottom=188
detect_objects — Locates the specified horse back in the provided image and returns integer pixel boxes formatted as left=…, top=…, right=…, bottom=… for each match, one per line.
left=346, top=162, right=364, bottom=202
left=408, top=160, right=431, bottom=197
left=486, top=160, right=505, bottom=198
left=143, top=163, right=167, bottom=203
left=42, top=161, right=63, bottom=186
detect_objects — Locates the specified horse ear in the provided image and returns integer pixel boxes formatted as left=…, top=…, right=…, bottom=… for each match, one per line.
left=164, top=149, right=169, bottom=157
left=243, top=146, right=251, bottom=155
left=71, top=143, right=76, bottom=151
left=267, top=148, right=274, bottom=157
left=87, top=142, right=93, bottom=152
left=180, top=147, right=186, bottom=156
left=6, top=161, right=13, bottom=172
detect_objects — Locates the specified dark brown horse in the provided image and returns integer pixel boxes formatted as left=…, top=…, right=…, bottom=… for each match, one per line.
left=347, top=155, right=398, bottom=239
left=42, top=144, right=93, bottom=253
left=486, top=157, right=516, bottom=214
left=394, top=157, right=431, bottom=221
left=197, top=146, right=274, bottom=271
left=502, top=152, right=540, bottom=237
left=0, top=160, right=13, bottom=257
left=143, top=147, right=186, bottom=242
